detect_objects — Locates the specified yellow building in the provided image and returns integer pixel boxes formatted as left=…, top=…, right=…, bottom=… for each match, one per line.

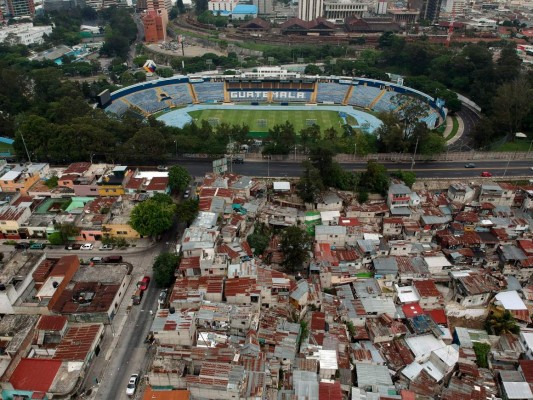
left=101, top=195, right=142, bottom=239
left=0, top=168, right=40, bottom=194
left=97, top=166, right=131, bottom=197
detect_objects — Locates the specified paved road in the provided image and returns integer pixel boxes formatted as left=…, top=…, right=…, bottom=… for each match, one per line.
left=174, top=159, right=533, bottom=178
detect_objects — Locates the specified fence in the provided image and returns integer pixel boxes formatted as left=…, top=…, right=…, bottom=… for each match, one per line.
left=180, top=151, right=533, bottom=163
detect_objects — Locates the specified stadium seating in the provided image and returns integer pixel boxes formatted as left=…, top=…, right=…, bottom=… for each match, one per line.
left=421, top=112, right=439, bottom=129
left=193, top=82, right=224, bottom=103
left=164, top=84, right=193, bottom=106
left=372, top=91, right=398, bottom=113
left=317, top=83, right=346, bottom=104
left=106, top=100, right=129, bottom=116
left=347, top=85, right=382, bottom=108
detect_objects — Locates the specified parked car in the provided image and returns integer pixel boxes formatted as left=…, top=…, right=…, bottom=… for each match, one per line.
left=138, top=276, right=150, bottom=291
left=481, top=171, right=493, bottom=177
left=157, top=165, right=168, bottom=171
left=103, top=255, right=123, bottom=263
left=65, top=243, right=81, bottom=250
left=80, top=243, right=94, bottom=250
left=90, top=257, right=103, bottom=264
left=15, top=242, right=30, bottom=250
left=232, top=157, right=244, bottom=164
left=29, top=243, right=46, bottom=250
left=99, top=244, right=114, bottom=251
left=126, top=374, right=139, bottom=396
left=158, top=289, right=168, bottom=307
left=464, top=163, right=476, bottom=168
left=183, top=189, right=190, bottom=199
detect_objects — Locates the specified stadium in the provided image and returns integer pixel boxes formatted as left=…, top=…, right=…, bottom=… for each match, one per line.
left=103, top=68, right=448, bottom=136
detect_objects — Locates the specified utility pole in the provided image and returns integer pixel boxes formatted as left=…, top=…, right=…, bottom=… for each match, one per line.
left=20, top=132, right=32, bottom=163
left=410, top=136, right=419, bottom=171
left=267, top=156, right=270, bottom=178
left=354, top=142, right=357, bottom=161
left=528, top=139, right=533, bottom=158
left=503, top=153, right=512, bottom=177
left=228, top=136, right=233, bottom=173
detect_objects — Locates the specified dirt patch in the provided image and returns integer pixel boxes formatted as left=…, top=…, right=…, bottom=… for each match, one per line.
left=145, top=43, right=224, bottom=58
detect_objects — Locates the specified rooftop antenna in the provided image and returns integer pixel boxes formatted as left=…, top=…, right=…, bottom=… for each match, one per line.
left=20, top=132, right=32, bottom=163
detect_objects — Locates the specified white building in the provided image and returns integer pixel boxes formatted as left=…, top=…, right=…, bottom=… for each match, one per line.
left=208, top=0, right=238, bottom=12
left=298, top=0, right=323, bottom=21
left=0, top=24, right=53, bottom=45
left=323, top=0, right=371, bottom=20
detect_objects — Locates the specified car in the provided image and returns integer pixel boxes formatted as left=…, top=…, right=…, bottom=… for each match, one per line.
left=65, top=243, right=82, bottom=250
left=126, top=374, right=139, bottom=396
left=464, top=163, right=476, bottom=168
left=530, top=167, right=533, bottom=171
left=99, top=244, right=114, bottom=251
left=183, top=189, right=190, bottom=199
left=15, top=242, right=30, bottom=250
left=157, top=165, right=168, bottom=171
left=158, top=289, right=168, bottom=306
left=29, top=243, right=46, bottom=250
left=481, top=171, right=493, bottom=177
left=90, top=257, right=103, bottom=264
left=103, top=255, right=123, bottom=263
left=138, top=276, right=150, bottom=291
left=80, top=243, right=94, bottom=250
left=232, top=157, right=244, bottom=164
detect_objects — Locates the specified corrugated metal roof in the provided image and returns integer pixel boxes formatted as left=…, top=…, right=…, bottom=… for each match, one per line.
left=355, top=363, right=392, bottom=387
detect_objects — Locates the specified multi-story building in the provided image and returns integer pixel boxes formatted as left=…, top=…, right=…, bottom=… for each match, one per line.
left=0, top=24, right=52, bottom=45
left=208, top=0, right=238, bottom=12
left=298, top=0, right=323, bottom=21
left=323, top=0, right=370, bottom=20
left=6, top=0, right=34, bottom=17
left=410, top=0, right=441, bottom=22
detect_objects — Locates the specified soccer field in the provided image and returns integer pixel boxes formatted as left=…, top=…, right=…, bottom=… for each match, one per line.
left=187, top=109, right=345, bottom=135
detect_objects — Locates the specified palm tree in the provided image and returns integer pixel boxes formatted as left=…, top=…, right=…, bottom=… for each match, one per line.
left=485, top=309, right=520, bottom=335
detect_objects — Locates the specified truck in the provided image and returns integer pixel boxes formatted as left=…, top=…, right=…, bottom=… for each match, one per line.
left=132, top=288, right=143, bottom=305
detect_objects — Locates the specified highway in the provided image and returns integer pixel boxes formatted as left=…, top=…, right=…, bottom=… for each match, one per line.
left=174, top=159, right=533, bottom=178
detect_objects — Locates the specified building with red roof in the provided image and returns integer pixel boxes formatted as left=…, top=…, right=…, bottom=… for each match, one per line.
left=53, top=324, right=104, bottom=362
left=319, top=380, right=343, bottom=400
left=402, top=302, right=424, bottom=318
left=37, top=315, right=68, bottom=333
left=412, top=280, right=445, bottom=310
left=10, top=358, right=61, bottom=392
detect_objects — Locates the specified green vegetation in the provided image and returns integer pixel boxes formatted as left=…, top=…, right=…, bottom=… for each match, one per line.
left=168, top=165, right=191, bottom=193
left=485, top=309, right=520, bottom=335
left=473, top=342, right=491, bottom=368
left=248, top=223, right=271, bottom=256
left=279, top=226, right=312, bottom=273
left=176, top=199, right=199, bottom=226
left=129, top=194, right=177, bottom=237
left=0, top=141, right=14, bottom=154
left=153, top=252, right=180, bottom=287
left=45, top=176, right=59, bottom=189
left=391, top=170, right=416, bottom=188
left=188, top=109, right=344, bottom=134
left=492, top=138, right=533, bottom=152
left=445, top=116, right=459, bottom=141
left=54, top=223, right=80, bottom=244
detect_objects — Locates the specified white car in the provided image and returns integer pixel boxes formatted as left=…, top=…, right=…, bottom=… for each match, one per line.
left=126, top=374, right=139, bottom=396
left=80, top=243, right=94, bottom=250
left=99, top=244, right=114, bottom=251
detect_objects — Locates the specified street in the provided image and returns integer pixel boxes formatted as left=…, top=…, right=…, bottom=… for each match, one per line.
left=171, top=159, right=533, bottom=178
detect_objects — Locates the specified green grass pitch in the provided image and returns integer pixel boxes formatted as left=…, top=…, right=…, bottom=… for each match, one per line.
left=187, top=109, right=345, bottom=135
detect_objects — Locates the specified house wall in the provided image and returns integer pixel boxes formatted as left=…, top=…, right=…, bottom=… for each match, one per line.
left=73, top=184, right=99, bottom=197
left=102, top=223, right=140, bottom=239
left=0, top=174, right=39, bottom=195
left=98, top=185, right=125, bottom=197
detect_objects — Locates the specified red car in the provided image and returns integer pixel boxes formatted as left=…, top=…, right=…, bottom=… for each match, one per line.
left=138, top=276, right=150, bottom=291
left=480, top=171, right=493, bottom=177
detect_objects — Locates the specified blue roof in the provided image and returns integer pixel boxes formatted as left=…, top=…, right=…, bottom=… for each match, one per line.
left=212, top=9, right=231, bottom=16
left=232, top=4, right=257, bottom=14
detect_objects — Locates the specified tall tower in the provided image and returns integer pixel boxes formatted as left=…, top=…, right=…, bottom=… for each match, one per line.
left=6, top=0, right=35, bottom=17
left=298, top=0, right=323, bottom=21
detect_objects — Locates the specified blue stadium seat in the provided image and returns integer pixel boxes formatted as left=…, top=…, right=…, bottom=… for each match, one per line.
left=106, top=100, right=129, bottom=116
left=372, top=91, right=397, bottom=112
left=348, top=85, right=382, bottom=108
left=193, top=82, right=224, bottom=103
left=317, top=83, right=346, bottom=104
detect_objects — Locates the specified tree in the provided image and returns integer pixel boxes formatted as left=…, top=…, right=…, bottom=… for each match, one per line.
left=176, top=199, right=198, bottom=225
left=157, top=68, right=174, bottom=78
left=168, top=165, right=191, bottom=193
left=153, top=252, right=180, bottom=287
left=194, top=0, right=208, bottom=15
left=304, top=64, right=321, bottom=75
left=492, top=76, right=533, bottom=139
left=419, top=132, right=445, bottom=156
left=248, top=223, right=271, bottom=256
left=176, top=0, right=185, bottom=13
left=485, top=309, right=520, bottom=335
left=47, top=232, right=64, bottom=245
left=129, top=196, right=176, bottom=237
left=391, top=170, right=416, bottom=188
left=45, top=176, right=59, bottom=189
left=54, top=223, right=80, bottom=244
left=392, top=95, right=430, bottom=139
left=361, top=161, right=390, bottom=195
left=297, top=161, right=324, bottom=203
left=279, top=226, right=312, bottom=273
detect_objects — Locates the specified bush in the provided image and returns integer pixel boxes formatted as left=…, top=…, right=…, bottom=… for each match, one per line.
left=47, top=232, right=63, bottom=245
left=473, top=342, right=490, bottom=368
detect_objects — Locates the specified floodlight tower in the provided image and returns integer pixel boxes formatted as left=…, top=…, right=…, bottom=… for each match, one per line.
left=446, top=11, right=455, bottom=48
